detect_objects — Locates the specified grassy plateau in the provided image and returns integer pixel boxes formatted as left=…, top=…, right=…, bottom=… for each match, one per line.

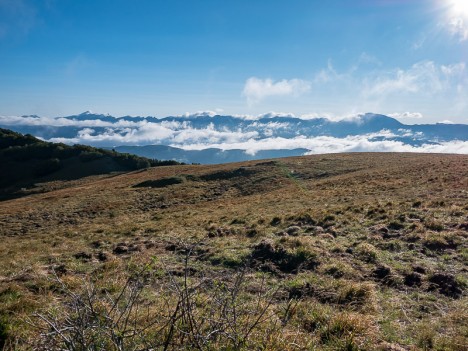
left=0, top=152, right=467, bottom=350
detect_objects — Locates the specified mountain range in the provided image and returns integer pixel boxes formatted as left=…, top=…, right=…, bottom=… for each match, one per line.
left=1, top=111, right=467, bottom=163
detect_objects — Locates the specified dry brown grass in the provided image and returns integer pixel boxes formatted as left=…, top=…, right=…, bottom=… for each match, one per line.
left=0, top=153, right=467, bottom=350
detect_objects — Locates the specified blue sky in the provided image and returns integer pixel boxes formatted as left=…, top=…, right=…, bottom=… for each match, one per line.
left=0, top=0, right=467, bottom=123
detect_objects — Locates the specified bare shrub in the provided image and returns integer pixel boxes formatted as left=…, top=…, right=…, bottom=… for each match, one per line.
left=29, top=245, right=280, bottom=350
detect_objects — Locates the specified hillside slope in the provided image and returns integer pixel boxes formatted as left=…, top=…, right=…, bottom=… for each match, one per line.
left=0, top=128, right=179, bottom=199
left=0, top=153, right=467, bottom=350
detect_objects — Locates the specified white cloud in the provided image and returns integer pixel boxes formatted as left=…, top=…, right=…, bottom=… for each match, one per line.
left=440, top=0, right=468, bottom=41
left=441, top=62, right=466, bottom=76
left=300, top=112, right=374, bottom=122
left=313, top=60, right=352, bottom=84
left=242, top=77, right=311, bottom=105
left=447, top=16, right=468, bottom=41
left=357, top=52, right=381, bottom=66
left=364, top=61, right=439, bottom=96
left=2, top=113, right=467, bottom=155
left=170, top=123, right=258, bottom=145
left=314, top=55, right=379, bottom=85
left=179, top=111, right=218, bottom=118
left=46, top=120, right=260, bottom=147
left=314, top=60, right=339, bottom=83
left=363, top=61, right=466, bottom=98
left=0, top=114, right=148, bottom=128
left=245, top=58, right=464, bottom=122
left=172, top=135, right=468, bottom=156
left=44, top=130, right=468, bottom=156
left=389, top=112, right=424, bottom=119
left=258, top=111, right=296, bottom=118
left=52, top=123, right=177, bottom=145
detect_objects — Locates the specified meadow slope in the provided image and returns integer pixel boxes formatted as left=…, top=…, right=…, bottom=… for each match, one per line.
left=0, top=153, right=467, bottom=350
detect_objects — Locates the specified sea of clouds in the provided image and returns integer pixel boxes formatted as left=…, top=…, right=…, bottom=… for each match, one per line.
left=1, top=113, right=467, bottom=155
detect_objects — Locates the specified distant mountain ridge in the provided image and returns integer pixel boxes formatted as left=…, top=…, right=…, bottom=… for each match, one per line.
left=3, top=111, right=467, bottom=141
left=1, top=112, right=467, bottom=164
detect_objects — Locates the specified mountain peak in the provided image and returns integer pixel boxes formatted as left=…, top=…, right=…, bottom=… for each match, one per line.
left=78, top=111, right=112, bottom=117
left=358, top=113, right=403, bottom=126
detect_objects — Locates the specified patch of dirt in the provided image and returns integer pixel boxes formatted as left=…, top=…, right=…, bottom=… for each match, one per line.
left=412, top=265, right=426, bottom=274
left=423, top=235, right=459, bottom=251
left=372, top=265, right=400, bottom=286
left=249, top=240, right=319, bottom=274
left=428, top=273, right=465, bottom=298
left=287, top=282, right=337, bottom=304
left=373, top=265, right=391, bottom=279
left=199, top=167, right=257, bottom=181
left=404, top=272, right=422, bottom=287
left=133, top=176, right=184, bottom=188
left=112, top=242, right=142, bottom=255
left=95, top=251, right=109, bottom=261
left=164, top=242, right=211, bottom=259
left=73, top=251, right=92, bottom=261
left=207, top=226, right=240, bottom=238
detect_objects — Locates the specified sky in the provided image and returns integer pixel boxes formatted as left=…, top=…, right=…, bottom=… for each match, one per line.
left=0, top=0, right=467, bottom=123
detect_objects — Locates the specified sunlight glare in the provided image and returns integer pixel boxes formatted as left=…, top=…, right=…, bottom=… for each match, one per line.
left=448, top=0, right=468, bottom=18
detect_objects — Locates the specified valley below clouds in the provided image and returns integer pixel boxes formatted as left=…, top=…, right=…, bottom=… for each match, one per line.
left=1, top=111, right=467, bottom=163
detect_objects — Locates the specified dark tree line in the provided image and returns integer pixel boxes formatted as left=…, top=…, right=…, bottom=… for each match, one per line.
left=0, top=128, right=182, bottom=195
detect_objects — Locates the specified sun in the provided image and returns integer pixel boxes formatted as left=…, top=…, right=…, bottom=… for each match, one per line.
left=447, top=0, right=468, bottom=18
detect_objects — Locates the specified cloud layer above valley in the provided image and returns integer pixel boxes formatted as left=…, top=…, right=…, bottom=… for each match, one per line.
left=1, top=112, right=467, bottom=156
left=177, top=136, right=468, bottom=156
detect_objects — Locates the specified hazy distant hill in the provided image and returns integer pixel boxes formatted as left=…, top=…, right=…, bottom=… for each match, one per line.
left=109, top=145, right=310, bottom=164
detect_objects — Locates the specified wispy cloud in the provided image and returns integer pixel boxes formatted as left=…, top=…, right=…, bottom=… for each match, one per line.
left=388, top=112, right=423, bottom=119
left=64, top=54, right=93, bottom=77
left=314, top=54, right=380, bottom=85
left=364, top=61, right=440, bottom=96
left=357, top=52, right=381, bottom=66
left=314, top=60, right=346, bottom=84
left=448, top=17, right=468, bottom=41
left=363, top=61, right=466, bottom=98
left=441, top=62, right=466, bottom=76
left=444, top=0, right=468, bottom=41
left=242, top=77, right=311, bottom=105
left=412, top=34, right=427, bottom=50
